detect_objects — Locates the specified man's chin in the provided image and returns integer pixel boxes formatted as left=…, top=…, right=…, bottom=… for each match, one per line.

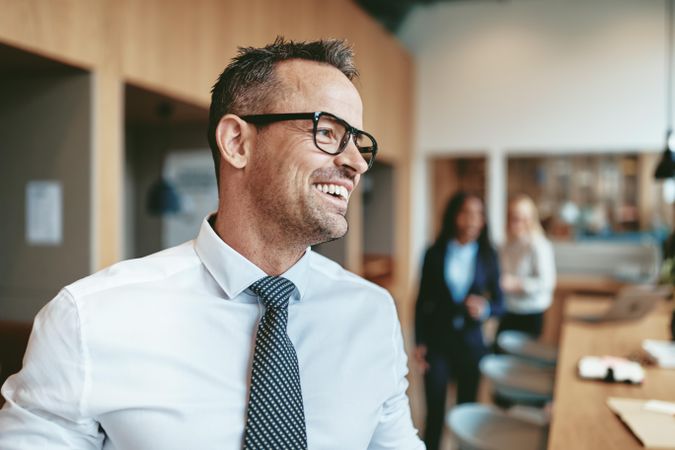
left=311, top=218, right=348, bottom=246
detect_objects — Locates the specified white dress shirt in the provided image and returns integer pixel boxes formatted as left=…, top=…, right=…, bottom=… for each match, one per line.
left=0, top=219, right=424, bottom=450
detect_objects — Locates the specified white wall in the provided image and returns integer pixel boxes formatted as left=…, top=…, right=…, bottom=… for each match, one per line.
left=398, top=0, right=669, bottom=277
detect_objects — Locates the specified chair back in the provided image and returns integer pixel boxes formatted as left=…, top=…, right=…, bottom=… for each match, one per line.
left=447, top=403, right=547, bottom=450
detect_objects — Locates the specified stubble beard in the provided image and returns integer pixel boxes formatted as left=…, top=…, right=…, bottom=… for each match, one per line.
left=274, top=190, right=349, bottom=248
left=247, top=172, right=349, bottom=249
left=303, top=166, right=355, bottom=245
left=304, top=198, right=349, bottom=246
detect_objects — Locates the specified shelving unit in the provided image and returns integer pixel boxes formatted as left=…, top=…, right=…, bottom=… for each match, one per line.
left=507, top=153, right=669, bottom=239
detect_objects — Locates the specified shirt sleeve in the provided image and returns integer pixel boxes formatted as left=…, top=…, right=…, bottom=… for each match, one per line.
left=368, top=303, right=425, bottom=450
left=0, top=289, right=104, bottom=449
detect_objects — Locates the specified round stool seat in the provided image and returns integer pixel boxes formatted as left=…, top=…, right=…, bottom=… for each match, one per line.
left=447, top=403, right=546, bottom=450
left=497, top=330, right=558, bottom=366
left=480, top=354, right=555, bottom=403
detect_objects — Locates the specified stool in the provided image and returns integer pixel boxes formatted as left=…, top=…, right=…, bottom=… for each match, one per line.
left=479, top=354, right=555, bottom=407
left=447, top=403, right=547, bottom=450
left=497, top=330, right=558, bottom=366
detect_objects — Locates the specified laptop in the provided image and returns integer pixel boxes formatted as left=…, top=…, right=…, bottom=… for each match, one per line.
left=569, top=285, right=671, bottom=323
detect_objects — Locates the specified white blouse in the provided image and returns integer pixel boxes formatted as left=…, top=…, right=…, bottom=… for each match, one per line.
left=500, top=234, right=557, bottom=314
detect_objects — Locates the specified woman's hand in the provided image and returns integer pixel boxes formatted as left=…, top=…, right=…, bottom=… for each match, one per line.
left=465, top=294, right=488, bottom=320
left=413, top=344, right=430, bottom=373
left=501, top=274, right=523, bottom=293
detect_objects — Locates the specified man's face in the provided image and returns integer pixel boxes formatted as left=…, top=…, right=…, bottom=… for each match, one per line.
left=245, top=60, right=369, bottom=247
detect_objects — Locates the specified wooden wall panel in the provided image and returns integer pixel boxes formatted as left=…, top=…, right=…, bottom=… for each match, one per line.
left=93, top=68, right=124, bottom=269
left=0, top=0, right=103, bottom=69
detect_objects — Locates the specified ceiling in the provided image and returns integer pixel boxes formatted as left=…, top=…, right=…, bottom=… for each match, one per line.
left=355, top=0, right=505, bottom=33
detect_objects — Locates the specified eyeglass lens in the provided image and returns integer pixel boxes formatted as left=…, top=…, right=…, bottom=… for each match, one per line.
left=315, top=114, right=375, bottom=167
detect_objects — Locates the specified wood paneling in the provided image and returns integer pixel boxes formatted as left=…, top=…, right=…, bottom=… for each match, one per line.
left=0, top=0, right=103, bottom=69
left=394, top=153, right=413, bottom=324
left=93, top=67, right=124, bottom=269
left=0, top=0, right=414, bottom=316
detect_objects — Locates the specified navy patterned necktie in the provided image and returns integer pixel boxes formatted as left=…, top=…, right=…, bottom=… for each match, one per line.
left=243, top=276, right=307, bottom=450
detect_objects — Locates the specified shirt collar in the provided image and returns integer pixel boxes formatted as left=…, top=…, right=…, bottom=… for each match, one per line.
left=194, top=215, right=311, bottom=302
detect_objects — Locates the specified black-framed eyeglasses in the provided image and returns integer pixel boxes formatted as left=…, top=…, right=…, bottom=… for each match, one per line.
left=240, top=111, right=378, bottom=170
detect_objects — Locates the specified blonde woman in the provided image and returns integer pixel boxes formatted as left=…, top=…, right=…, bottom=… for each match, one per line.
left=497, top=194, right=556, bottom=338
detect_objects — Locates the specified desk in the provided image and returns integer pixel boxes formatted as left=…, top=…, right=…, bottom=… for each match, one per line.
left=548, top=296, right=675, bottom=450
left=555, top=275, right=627, bottom=294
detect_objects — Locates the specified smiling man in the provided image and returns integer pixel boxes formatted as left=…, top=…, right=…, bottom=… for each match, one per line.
left=0, top=38, right=424, bottom=449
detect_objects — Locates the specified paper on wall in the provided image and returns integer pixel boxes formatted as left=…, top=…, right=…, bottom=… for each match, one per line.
left=26, top=180, right=63, bottom=246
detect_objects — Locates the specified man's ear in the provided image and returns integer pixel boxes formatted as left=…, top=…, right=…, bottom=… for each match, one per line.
left=215, top=114, right=254, bottom=169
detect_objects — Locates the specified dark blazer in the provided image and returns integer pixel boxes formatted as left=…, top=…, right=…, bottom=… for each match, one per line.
left=415, top=240, right=504, bottom=357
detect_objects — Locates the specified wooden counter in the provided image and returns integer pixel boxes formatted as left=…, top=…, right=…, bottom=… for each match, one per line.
left=548, top=295, right=675, bottom=450
left=555, top=274, right=628, bottom=294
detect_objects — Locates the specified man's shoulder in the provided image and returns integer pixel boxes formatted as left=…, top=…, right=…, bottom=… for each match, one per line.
left=308, top=250, right=392, bottom=301
left=65, top=241, right=199, bottom=300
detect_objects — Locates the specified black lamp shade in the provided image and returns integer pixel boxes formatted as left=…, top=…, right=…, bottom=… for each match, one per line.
left=656, top=129, right=675, bottom=179
left=655, top=147, right=675, bottom=179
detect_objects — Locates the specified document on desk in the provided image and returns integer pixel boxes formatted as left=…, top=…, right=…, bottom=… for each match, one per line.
left=607, top=397, right=675, bottom=449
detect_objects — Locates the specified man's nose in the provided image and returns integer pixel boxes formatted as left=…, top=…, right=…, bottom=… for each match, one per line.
left=333, top=135, right=369, bottom=175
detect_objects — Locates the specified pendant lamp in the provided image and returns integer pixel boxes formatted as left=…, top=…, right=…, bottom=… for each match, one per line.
left=656, top=0, right=675, bottom=179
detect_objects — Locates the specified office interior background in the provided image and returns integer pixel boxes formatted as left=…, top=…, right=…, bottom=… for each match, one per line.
left=1, top=1, right=674, bottom=449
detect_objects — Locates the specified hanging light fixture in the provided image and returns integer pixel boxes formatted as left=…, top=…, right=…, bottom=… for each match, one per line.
left=656, top=0, right=675, bottom=179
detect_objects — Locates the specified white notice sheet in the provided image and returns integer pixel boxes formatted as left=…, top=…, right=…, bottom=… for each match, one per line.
left=26, top=180, right=63, bottom=246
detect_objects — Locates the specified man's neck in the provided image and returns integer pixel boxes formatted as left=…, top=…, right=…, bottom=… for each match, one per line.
left=213, top=211, right=306, bottom=276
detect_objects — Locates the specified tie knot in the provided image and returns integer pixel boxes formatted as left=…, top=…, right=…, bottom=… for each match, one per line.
left=249, top=276, right=296, bottom=309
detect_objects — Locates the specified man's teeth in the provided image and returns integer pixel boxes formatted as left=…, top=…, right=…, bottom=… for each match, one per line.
left=315, top=184, right=349, bottom=200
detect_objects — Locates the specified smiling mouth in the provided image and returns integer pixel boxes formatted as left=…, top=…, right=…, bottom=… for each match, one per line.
left=313, top=183, right=350, bottom=201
